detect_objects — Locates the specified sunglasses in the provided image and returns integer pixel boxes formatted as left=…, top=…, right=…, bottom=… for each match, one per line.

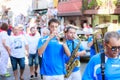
left=107, top=44, right=120, bottom=51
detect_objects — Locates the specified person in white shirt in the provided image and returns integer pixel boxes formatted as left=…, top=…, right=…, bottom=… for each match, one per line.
left=0, top=23, right=10, bottom=80
left=9, top=26, right=29, bottom=80
left=26, top=27, right=40, bottom=79
left=41, top=27, right=50, bottom=37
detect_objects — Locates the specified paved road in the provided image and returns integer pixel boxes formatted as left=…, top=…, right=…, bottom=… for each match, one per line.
left=6, top=57, right=88, bottom=80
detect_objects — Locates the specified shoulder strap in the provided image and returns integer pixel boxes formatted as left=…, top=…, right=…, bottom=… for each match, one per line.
left=101, top=53, right=105, bottom=80
left=72, top=41, right=74, bottom=50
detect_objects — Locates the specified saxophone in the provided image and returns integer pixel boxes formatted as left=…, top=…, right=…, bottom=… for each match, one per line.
left=65, top=39, right=81, bottom=78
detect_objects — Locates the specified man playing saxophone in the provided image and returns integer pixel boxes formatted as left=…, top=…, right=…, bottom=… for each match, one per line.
left=64, top=26, right=86, bottom=80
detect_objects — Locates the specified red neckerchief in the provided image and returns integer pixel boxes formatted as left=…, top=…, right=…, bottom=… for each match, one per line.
left=13, top=33, right=21, bottom=36
left=29, top=33, right=36, bottom=36
left=8, top=25, right=12, bottom=30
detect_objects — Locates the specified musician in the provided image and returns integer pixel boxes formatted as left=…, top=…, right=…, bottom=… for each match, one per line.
left=37, top=18, right=71, bottom=80
left=87, top=31, right=104, bottom=58
left=82, top=31, right=120, bottom=80
left=64, top=26, right=86, bottom=80
left=87, top=35, right=96, bottom=58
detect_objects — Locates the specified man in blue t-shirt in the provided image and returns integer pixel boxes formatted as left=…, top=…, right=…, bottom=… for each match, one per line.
left=117, top=30, right=120, bottom=34
left=87, top=35, right=96, bottom=58
left=64, top=26, right=86, bottom=80
left=37, top=18, right=71, bottom=80
left=82, top=31, right=120, bottom=80
left=88, top=32, right=104, bottom=58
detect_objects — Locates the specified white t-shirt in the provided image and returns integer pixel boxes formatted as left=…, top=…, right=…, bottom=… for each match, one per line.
left=0, top=31, right=9, bottom=75
left=9, top=35, right=28, bottom=58
left=0, top=31, right=9, bottom=53
left=83, top=27, right=93, bottom=34
left=26, top=34, right=40, bottom=54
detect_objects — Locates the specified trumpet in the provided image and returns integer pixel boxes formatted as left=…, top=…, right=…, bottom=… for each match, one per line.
left=57, top=31, right=66, bottom=42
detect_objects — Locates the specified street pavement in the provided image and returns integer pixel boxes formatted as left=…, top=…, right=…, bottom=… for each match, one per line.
left=6, top=57, right=88, bottom=80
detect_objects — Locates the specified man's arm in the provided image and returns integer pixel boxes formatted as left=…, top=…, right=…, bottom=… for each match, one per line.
left=76, top=50, right=86, bottom=57
left=88, top=41, right=93, bottom=47
left=38, top=34, right=55, bottom=55
left=2, top=39, right=11, bottom=56
left=82, top=57, right=95, bottom=80
left=87, top=36, right=94, bottom=47
left=76, top=42, right=86, bottom=57
left=38, top=38, right=50, bottom=55
left=25, top=44, right=29, bottom=56
left=62, top=43, right=71, bottom=57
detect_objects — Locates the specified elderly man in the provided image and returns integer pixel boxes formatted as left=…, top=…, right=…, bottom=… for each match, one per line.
left=82, top=31, right=120, bottom=80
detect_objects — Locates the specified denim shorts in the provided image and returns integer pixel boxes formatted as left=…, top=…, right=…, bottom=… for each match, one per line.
left=10, top=56, right=25, bottom=71
left=28, top=54, right=39, bottom=66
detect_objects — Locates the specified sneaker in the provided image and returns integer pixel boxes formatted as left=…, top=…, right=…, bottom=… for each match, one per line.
left=34, top=72, right=38, bottom=77
left=5, top=72, right=11, bottom=77
left=20, top=77, right=24, bottom=80
left=41, top=75, right=43, bottom=79
left=30, top=75, right=34, bottom=78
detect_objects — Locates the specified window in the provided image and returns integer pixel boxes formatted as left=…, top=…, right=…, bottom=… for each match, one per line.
left=59, top=0, right=69, bottom=2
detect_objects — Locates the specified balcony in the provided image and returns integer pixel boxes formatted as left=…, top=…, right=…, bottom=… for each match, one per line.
left=83, top=0, right=120, bottom=14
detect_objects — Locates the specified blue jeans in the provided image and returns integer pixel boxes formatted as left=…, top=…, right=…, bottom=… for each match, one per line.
left=28, top=54, right=39, bottom=66
left=10, top=56, right=25, bottom=71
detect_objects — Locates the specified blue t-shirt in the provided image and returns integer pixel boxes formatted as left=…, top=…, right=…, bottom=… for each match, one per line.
left=37, top=36, right=66, bottom=75
left=88, top=36, right=96, bottom=58
left=117, top=30, right=120, bottom=34
left=82, top=53, right=120, bottom=80
left=64, top=39, right=85, bottom=72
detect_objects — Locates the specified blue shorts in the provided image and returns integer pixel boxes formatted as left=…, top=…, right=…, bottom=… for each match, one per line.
left=10, top=56, right=25, bottom=71
left=28, top=54, right=39, bottom=66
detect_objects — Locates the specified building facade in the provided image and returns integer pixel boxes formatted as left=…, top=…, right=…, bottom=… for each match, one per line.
left=58, top=0, right=84, bottom=28
left=83, top=0, right=120, bottom=28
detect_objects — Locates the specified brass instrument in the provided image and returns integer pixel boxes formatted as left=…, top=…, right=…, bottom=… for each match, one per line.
left=57, top=31, right=65, bottom=42
left=93, top=25, right=108, bottom=53
left=65, top=38, right=81, bottom=78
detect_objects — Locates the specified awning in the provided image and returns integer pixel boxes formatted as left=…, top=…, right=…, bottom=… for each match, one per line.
left=58, top=12, right=82, bottom=16
left=57, top=1, right=82, bottom=16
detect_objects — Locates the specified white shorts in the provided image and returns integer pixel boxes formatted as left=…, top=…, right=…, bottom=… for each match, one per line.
left=43, top=75, right=64, bottom=80
left=0, top=52, right=9, bottom=75
left=65, top=70, right=81, bottom=80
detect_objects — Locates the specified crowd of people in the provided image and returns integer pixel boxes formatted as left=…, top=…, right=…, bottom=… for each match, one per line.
left=0, top=18, right=120, bottom=80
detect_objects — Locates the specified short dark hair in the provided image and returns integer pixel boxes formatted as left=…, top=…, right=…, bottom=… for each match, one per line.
left=64, top=26, right=76, bottom=33
left=0, top=23, right=8, bottom=31
left=48, top=18, right=60, bottom=26
left=30, top=27, right=35, bottom=31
